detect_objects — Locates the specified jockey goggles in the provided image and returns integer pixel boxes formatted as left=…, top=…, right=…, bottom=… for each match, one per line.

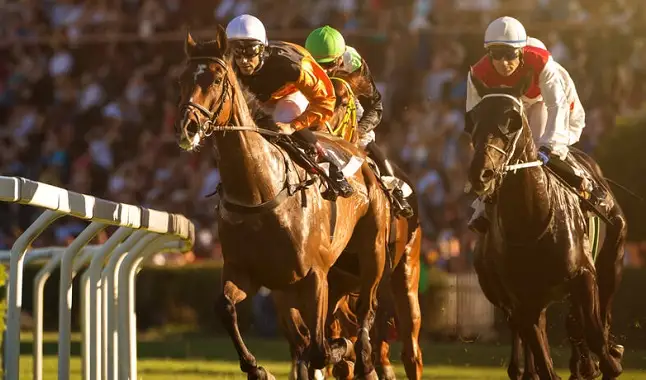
left=231, top=41, right=264, bottom=58
left=488, top=46, right=521, bottom=61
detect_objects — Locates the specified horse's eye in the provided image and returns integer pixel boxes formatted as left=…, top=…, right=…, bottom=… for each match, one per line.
left=214, top=77, right=223, bottom=85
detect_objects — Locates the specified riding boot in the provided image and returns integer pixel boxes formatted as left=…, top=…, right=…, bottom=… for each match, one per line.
left=292, top=128, right=354, bottom=198
left=545, top=155, right=608, bottom=209
left=313, top=142, right=354, bottom=198
left=366, top=142, right=414, bottom=218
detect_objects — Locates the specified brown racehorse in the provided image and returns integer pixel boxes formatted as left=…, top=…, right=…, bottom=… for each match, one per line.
left=466, top=73, right=626, bottom=380
left=176, top=27, right=391, bottom=379
left=276, top=74, right=424, bottom=380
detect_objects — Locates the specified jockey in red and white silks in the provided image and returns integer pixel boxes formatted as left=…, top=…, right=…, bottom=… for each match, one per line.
left=465, top=16, right=606, bottom=234
left=466, top=20, right=585, bottom=161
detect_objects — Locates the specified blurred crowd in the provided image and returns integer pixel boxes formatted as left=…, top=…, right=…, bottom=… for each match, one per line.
left=0, top=0, right=643, bottom=268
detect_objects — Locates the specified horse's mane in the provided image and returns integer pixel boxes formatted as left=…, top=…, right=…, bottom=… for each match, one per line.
left=333, top=70, right=372, bottom=100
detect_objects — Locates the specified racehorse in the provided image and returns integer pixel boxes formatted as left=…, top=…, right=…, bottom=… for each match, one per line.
left=465, top=72, right=627, bottom=380
left=176, top=27, right=391, bottom=379
left=276, top=74, right=423, bottom=380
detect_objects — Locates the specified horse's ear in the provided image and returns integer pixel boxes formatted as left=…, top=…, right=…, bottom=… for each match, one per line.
left=469, top=69, right=491, bottom=97
left=513, top=69, right=533, bottom=98
left=185, top=30, right=197, bottom=56
left=215, top=24, right=228, bottom=52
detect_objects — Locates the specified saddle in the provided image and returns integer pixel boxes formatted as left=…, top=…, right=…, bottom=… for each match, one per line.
left=274, top=134, right=364, bottom=201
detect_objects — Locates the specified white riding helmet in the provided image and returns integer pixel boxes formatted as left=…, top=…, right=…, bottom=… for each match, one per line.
left=226, top=14, right=268, bottom=45
left=484, top=16, right=527, bottom=49
left=527, top=36, right=547, bottom=50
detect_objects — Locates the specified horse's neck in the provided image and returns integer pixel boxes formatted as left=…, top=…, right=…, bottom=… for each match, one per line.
left=497, top=131, right=552, bottom=237
left=214, top=96, right=284, bottom=205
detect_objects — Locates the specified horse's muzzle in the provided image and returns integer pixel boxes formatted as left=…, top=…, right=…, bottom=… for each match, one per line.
left=177, top=118, right=201, bottom=151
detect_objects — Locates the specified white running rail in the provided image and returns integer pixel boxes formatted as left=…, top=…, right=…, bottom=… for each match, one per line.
left=0, top=176, right=195, bottom=380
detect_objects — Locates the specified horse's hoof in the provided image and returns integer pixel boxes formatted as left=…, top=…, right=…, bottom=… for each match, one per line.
left=248, top=366, right=275, bottom=380
left=333, top=360, right=354, bottom=379
left=357, top=369, right=379, bottom=380
left=507, top=367, right=523, bottom=380
left=610, top=344, right=624, bottom=359
left=377, top=365, right=397, bottom=380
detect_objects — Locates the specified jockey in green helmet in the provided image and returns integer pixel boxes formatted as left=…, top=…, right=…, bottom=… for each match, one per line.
left=305, top=25, right=414, bottom=218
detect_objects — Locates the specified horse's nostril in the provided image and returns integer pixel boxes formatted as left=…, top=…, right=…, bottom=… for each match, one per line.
left=480, top=169, right=494, bottom=182
left=186, top=120, right=199, bottom=135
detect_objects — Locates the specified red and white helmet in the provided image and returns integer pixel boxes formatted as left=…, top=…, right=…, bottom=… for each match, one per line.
left=484, top=16, right=527, bottom=49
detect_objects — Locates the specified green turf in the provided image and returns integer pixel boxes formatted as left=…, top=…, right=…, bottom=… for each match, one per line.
left=13, top=332, right=646, bottom=379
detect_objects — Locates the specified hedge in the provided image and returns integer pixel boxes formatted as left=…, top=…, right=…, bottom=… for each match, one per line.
left=5, top=263, right=646, bottom=349
left=595, top=119, right=646, bottom=241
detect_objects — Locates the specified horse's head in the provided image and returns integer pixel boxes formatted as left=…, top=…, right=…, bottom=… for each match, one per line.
left=465, top=70, right=533, bottom=196
left=176, top=26, right=234, bottom=151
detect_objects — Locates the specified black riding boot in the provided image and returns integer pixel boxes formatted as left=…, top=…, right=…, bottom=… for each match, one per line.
left=545, top=155, right=607, bottom=208
left=293, top=128, right=354, bottom=198
left=366, top=141, right=414, bottom=218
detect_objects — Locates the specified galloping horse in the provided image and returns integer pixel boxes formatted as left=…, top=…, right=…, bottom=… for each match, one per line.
left=465, top=72, right=627, bottom=380
left=176, top=27, right=391, bottom=379
left=276, top=73, right=424, bottom=380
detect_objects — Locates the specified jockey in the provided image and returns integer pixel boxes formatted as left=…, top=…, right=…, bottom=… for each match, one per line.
left=304, top=25, right=414, bottom=218
left=225, top=14, right=354, bottom=198
left=466, top=16, right=607, bottom=234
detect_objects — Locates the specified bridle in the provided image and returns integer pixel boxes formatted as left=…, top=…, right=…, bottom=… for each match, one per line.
left=470, top=92, right=555, bottom=242
left=178, top=55, right=288, bottom=145
left=472, top=93, right=543, bottom=182
left=177, top=54, right=305, bottom=215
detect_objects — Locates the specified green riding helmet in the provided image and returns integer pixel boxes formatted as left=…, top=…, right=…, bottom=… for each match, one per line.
left=305, top=25, right=346, bottom=63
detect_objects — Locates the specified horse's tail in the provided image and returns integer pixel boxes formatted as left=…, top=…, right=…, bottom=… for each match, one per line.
left=605, top=177, right=645, bottom=203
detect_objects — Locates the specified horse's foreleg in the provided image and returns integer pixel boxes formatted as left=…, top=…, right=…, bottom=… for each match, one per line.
left=216, top=268, right=274, bottom=380
left=506, top=325, right=524, bottom=380
left=572, top=269, right=622, bottom=379
left=353, top=234, right=386, bottom=379
left=565, top=305, right=600, bottom=380
left=390, top=243, right=423, bottom=380
left=372, top=287, right=396, bottom=380
left=516, top=309, right=560, bottom=380
left=273, top=292, right=310, bottom=380
left=298, top=268, right=331, bottom=377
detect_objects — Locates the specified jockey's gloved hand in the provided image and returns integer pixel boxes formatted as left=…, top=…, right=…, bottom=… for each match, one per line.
left=538, top=146, right=551, bottom=165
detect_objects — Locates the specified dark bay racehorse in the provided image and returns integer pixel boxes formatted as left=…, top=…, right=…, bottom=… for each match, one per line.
left=176, top=27, right=391, bottom=379
left=275, top=75, right=423, bottom=380
left=465, top=72, right=627, bottom=380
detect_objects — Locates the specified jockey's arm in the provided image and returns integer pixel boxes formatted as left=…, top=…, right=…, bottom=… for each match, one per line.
left=355, top=60, right=383, bottom=134
left=290, top=57, right=336, bottom=131
left=537, top=58, right=572, bottom=158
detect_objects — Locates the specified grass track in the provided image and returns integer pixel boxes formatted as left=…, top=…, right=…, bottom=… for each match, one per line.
left=13, top=332, right=646, bottom=379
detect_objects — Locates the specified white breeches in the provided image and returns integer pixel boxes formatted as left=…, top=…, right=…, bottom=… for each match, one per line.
left=525, top=98, right=585, bottom=160
left=273, top=91, right=309, bottom=123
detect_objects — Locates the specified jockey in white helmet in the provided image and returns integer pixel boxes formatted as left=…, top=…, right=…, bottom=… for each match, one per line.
left=466, top=17, right=605, bottom=234
left=225, top=14, right=354, bottom=198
